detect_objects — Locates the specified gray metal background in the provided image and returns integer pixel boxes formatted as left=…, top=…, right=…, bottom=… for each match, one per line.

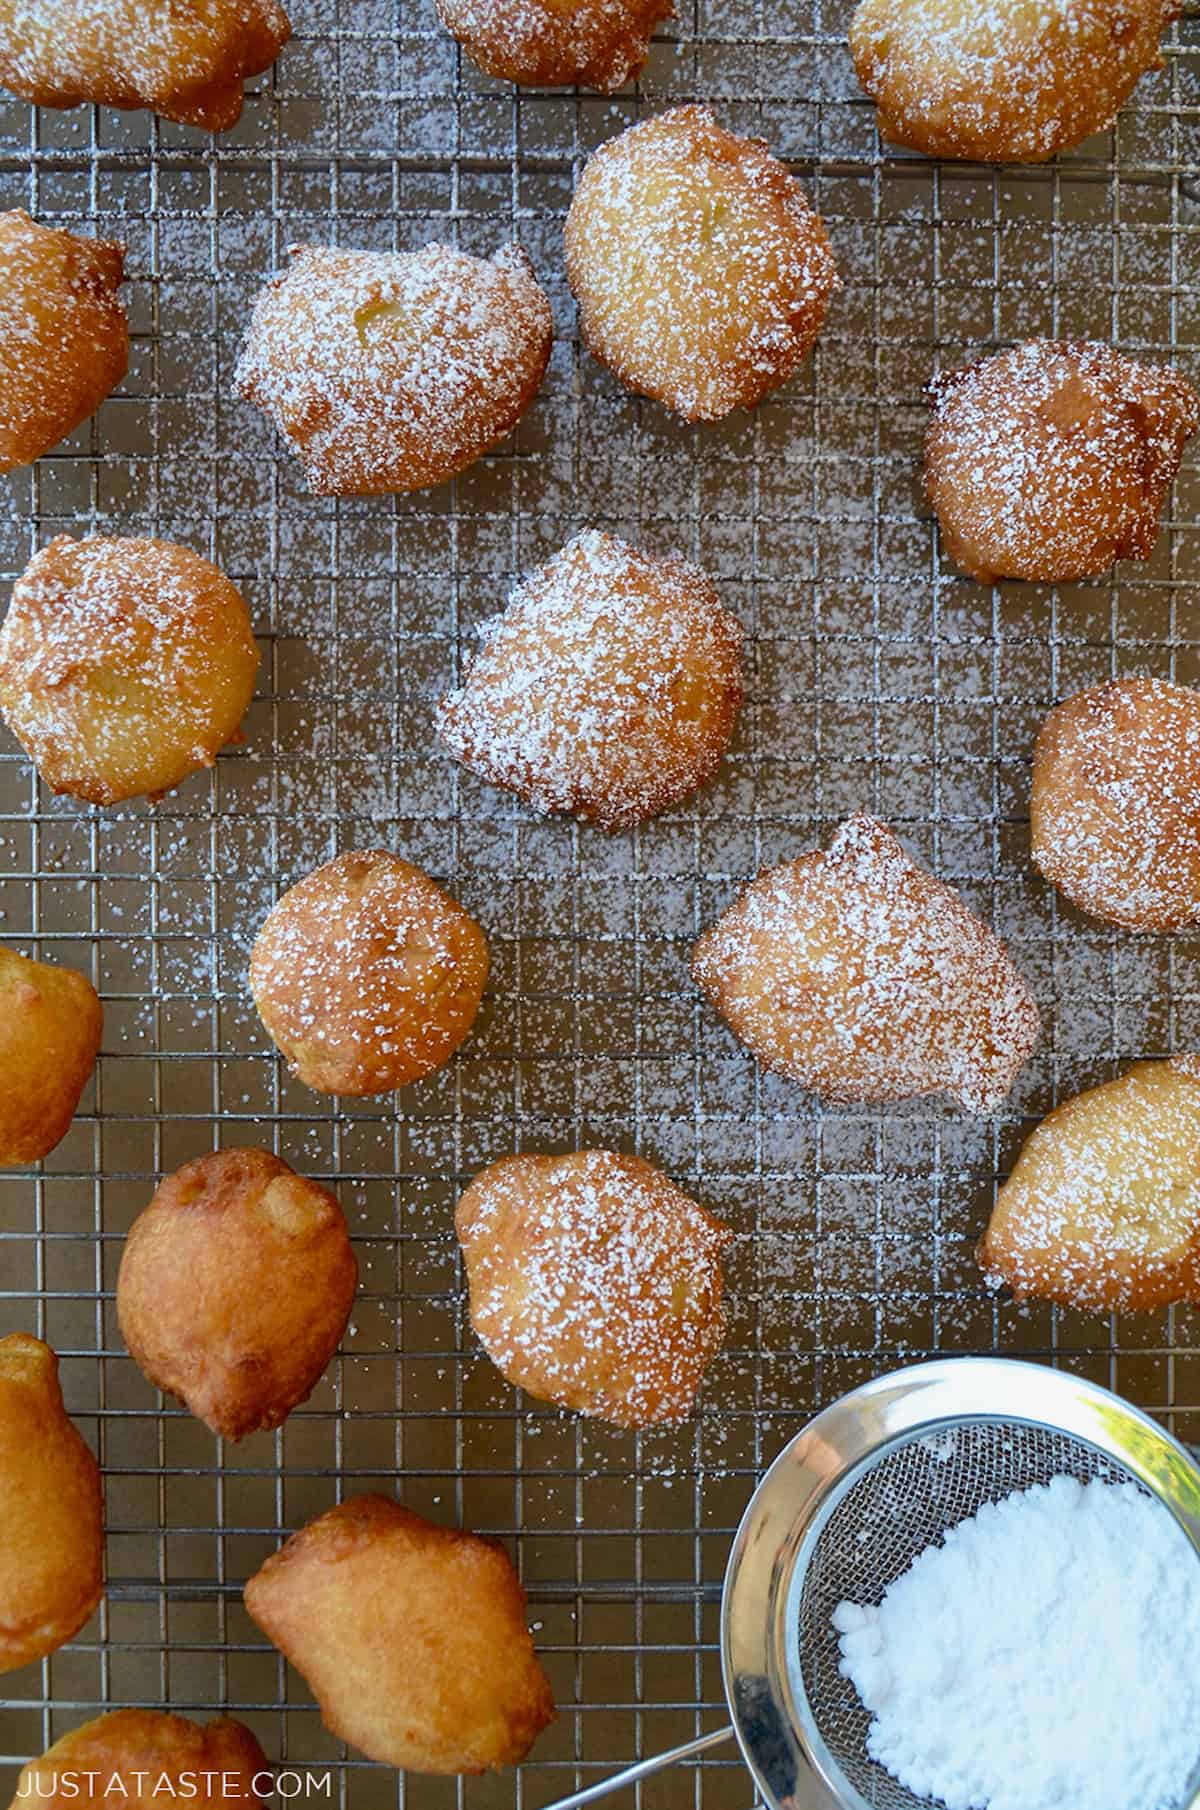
left=1, top=0, right=1199, bottom=1804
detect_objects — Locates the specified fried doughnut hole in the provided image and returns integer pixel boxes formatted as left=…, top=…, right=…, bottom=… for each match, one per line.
left=0, top=211, right=127, bottom=474
left=234, top=241, right=552, bottom=496
left=435, top=0, right=672, bottom=91
left=0, top=535, right=259, bottom=806
left=0, top=946, right=101, bottom=1166
left=564, top=106, right=837, bottom=421
left=0, top=0, right=291, bottom=131
left=925, top=341, right=1199, bottom=583
left=850, top=0, right=1176, bottom=163
left=244, top=1495, right=555, bottom=1774
left=249, top=850, right=489, bottom=1096
left=692, top=813, right=1040, bottom=1113
left=6, top=1710, right=270, bottom=1810
left=1031, top=677, right=1200, bottom=932
left=117, top=1148, right=358, bottom=1441
left=437, top=530, right=743, bottom=830
left=0, top=1334, right=102, bottom=1673
left=980, top=1056, right=1200, bottom=1313
left=456, top=1149, right=731, bottom=1426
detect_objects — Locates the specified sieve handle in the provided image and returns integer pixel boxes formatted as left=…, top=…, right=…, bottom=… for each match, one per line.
left=538, top=1725, right=736, bottom=1809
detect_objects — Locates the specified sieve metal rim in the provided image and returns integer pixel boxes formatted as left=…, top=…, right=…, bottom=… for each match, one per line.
left=719, top=1356, right=1200, bottom=1810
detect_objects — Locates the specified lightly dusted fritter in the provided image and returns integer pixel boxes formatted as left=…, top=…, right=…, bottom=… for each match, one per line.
left=437, top=529, right=744, bottom=830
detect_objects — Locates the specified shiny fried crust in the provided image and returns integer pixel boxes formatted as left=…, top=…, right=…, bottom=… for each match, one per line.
left=0, top=211, right=127, bottom=475
left=234, top=242, right=553, bottom=496
left=980, top=1056, right=1200, bottom=1313
left=0, top=1334, right=102, bottom=1673
left=1031, top=677, right=1200, bottom=932
left=925, top=341, right=1199, bottom=583
left=0, top=946, right=101, bottom=1166
left=117, top=1148, right=358, bottom=1441
left=692, top=812, right=1040, bottom=1113
left=0, top=0, right=291, bottom=131
left=244, top=1495, right=555, bottom=1774
left=850, top=0, right=1176, bottom=163
left=0, top=535, right=260, bottom=806
left=436, top=530, right=743, bottom=830
left=456, top=1150, right=731, bottom=1426
left=7, top=1710, right=270, bottom=1810
left=564, top=106, right=838, bottom=422
left=249, top=850, right=489, bottom=1096
left=435, top=0, right=672, bottom=90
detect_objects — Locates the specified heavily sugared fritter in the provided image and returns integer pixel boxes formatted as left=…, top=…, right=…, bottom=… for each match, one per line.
left=234, top=241, right=553, bottom=496
left=436, top=530, right=743, bottom=830
left=980, top=1056, right=1200, bottom=1313
left=692, top=812, right=1040, bottom=1113
left=564, top=106, right=838, bottom=421
left=925, top=341, right=1198, bottom=583
left=6, top=1711, right=270, bottom=1810
left=0, top=535, right=259, bottom=805
left=0, top=945, right=101, bottom=1166
left=249, top=850, right=489, bottom=1096
left=0, top=0, right=292, bottom=131
left=0, top=1333, right=103, bottom=1673
left=117, top=1148, right=358, bottom=1441
left=436, top=0, right=672, bottom=91
left=850, top=0, right=1177, bottom=163
left=1031, top=677, right=1200, bottom=932
left=244, top=1495, right=555, bottom=1774
left=0, top=210, right=127, bottom=474
left=456, top=1149, right=732, bottom=1426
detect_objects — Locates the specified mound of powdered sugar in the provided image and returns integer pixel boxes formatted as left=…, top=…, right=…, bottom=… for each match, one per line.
left=834, top=1474, right=1200, bottom=1810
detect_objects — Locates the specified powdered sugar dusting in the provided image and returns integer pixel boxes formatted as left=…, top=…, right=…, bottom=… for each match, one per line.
left=436, top=529, right=744, bottom=831
left=1032, top=677, right=1200, bottom=932
left=456, top=1150, right=732, bottom=1428
left=565, top=106, right=838, bottom=422
left=249, top=849, right=488, bottom=1096
left=981, top=1055, right=1200, bottom=1311
left=925, top=339, right=1199, bottom=582
left=851, top=0, right=1177, bottom=161
left=435, top=0, right=672, bottom=91
left=693, top=813, right=1041, bottom=1114
left=0, top=0, right=291, bottom=130
left=234, top=241, right=553, bottom=497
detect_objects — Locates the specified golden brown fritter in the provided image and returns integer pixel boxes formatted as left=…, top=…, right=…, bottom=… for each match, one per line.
left=1031, top=677, right=1200, bottom=932
left=0, top=946, right=101, bottom=1166
left=436, top=530, right=743, bottom=830
left=980, top=1056, right=1200, bottom=1313
left=850, top=0, right=1176, bottom=163
left=692, top=812, right=1040, bottom=1113
left=117, top=1148, right=358, bottom=1441
left=234, top=242, right=553, bottom=496
left=6, top=1710, right=271, bottom=1810
left=0, top=1334, right=103, bottom=1674
left=244, top=1495, right=555, bottom=1775
left=564, top=106, right=837, bottom=422
left=435, top=0, right=672, bottom=91
left=925, top=341, right=1198, bottom=584
left=0, top=211, right=127, bottom=475
left=0, top=535, right=259, bottom=806
left=0, top=0, right=291, bottom=131
left=456, top=1149, right=731, bottom=1426
left=249, top=850, right=489, bottom=1096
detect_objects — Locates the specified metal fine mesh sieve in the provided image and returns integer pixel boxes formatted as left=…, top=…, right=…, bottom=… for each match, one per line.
left=792, top=1420, right=1145, bottom=1810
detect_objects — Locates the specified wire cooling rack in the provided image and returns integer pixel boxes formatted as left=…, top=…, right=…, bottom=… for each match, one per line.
left=2, top=1, right=1200, bottom=1805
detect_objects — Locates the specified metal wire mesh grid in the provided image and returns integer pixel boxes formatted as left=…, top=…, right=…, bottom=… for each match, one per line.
left=794, top=1422, right=1148, bottom=1810
left=1, top=1, right=1200, bottom=1806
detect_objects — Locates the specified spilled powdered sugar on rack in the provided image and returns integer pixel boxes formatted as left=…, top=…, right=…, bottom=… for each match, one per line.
left=0, top=1, right=1197, bottom=1805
